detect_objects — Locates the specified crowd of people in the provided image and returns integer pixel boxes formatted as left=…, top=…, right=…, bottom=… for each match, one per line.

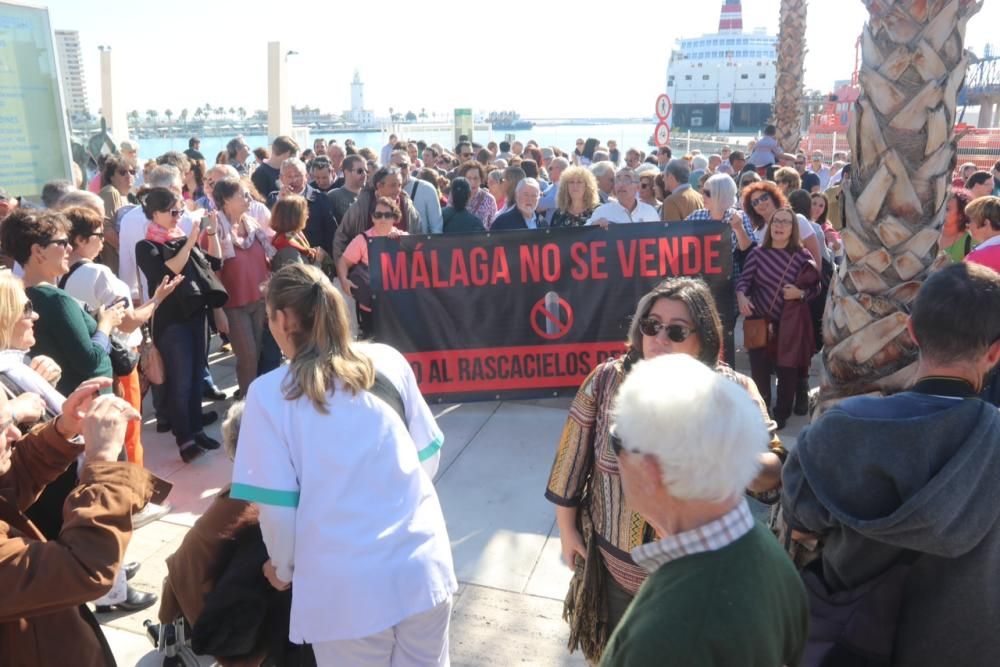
left=3, top=125, right=1000, bottom=666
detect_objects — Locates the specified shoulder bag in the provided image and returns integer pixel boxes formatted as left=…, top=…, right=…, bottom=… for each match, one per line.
left=743, top=252, right=796, bottom=350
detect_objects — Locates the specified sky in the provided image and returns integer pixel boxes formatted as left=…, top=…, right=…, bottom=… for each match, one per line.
left=43, top=0, right=1000, bottom=121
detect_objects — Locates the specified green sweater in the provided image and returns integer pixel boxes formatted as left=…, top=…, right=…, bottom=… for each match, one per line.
left=27, top=284, right=113, bottom=396
left=599, top=523, right=808, bottom=667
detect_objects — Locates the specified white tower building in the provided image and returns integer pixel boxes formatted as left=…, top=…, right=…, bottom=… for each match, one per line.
left=346, top=70, right=374, bottom=126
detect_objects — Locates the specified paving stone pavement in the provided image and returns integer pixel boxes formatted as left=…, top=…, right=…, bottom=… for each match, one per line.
left=102, top=344, right=814, bottom=665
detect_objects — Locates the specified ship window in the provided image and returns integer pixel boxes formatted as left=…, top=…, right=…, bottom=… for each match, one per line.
left=685, top=75, right=693, bottom=80
left=759, top=73, right=767, bottom=79
left=741, top=74, right=749, bottom=79
left=703, top=74, right=711, bottom=80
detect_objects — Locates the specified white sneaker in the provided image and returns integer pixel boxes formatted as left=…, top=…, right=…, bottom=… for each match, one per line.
left=132, top=501, right=172, bottom=529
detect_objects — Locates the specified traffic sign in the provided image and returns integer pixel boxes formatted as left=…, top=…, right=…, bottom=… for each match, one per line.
left=654, top=122, right=671, bottom=148
left=656, top=94, right=672, bottom=121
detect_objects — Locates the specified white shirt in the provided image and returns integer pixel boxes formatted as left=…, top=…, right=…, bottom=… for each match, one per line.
left=231, top=343, right=457, bottom=642
left=586, top=199, right=660, bottom=225
left=61, top=261, right=142, bottom=348
left=119, top=206, right=194, bottom=302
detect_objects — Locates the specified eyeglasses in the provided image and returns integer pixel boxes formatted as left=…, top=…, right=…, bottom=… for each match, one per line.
left=372, top=211, right=397, bottom=220
left=117, top=169, right=136, bottom=176
left=21, top=300, right=34, bottom=319
left=42, top=238, right=71, bottom=248
left=169, top=209, right=184, bottom=218
left=750, top=195, right=772, bottom=208
left=89, top=231, right=105, bottom=239
left=638, top=318, right=696, bottom=342
left=770, top=216, right=795, bottom=227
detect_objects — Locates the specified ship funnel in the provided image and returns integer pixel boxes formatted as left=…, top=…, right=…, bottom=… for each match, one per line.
left=719, top=0, right=743, bottom=33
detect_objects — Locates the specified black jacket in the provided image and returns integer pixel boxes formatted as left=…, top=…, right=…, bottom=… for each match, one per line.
left=491, top=206, right=547, bottom=231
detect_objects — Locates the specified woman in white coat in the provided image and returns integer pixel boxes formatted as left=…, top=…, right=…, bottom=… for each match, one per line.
left=231, top=263, right=456, bottom=666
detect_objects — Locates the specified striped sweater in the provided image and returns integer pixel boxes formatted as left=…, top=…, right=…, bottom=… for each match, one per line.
left=736, top=246, right=819, bottom=323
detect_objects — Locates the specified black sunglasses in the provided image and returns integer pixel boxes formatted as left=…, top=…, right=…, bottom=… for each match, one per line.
left=638, top=318, right=695, bottom=342
left=42, top=238, right=71, bottom=248
left=372, top=211, right=397, bottom=220
left=90, top=231, right=105, bottom=239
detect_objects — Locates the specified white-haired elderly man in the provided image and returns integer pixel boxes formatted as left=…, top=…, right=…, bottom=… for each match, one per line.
left=587, top=168, right=659, bottom=228
left=600, top=354, right=807, bottom=667
left=491, top=178, right=546, bottom=231
left=590, top=161, right=616, bottom=204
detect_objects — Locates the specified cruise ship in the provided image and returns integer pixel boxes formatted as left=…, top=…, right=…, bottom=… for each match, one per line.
left=665, top=0, right=778, bottom=133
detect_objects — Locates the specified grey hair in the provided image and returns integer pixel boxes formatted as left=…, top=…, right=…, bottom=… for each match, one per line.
left=493, top=158, right=508, bottom=169
left=281, top=157, right=307, bottom=174
left=148, top=165, right=182, bottom=189
left=692, top=155, right=709, bottom=171
left=55, top=189, right=103, bottom=213
left=635, top=164, right=660, bottom=178
left=42, top=180, right=75, bottom=208
left=592, top=150, right=610, bottom=163
left=549, top=157, right=570, bottom=171
left=209, top=164, right=240, bottom=180
left=515, top=177, right=541, bottom=195
left=487, top=170, right=504, bottom=184
left=615, top=167, right=638, bottom=184
left=590, top=161, right=616, bottom=180
left=704, top=173, right=737, bottom=210
left=221, top=400, right=245, bottom=462
left=665, top=158, right=691, bottom=184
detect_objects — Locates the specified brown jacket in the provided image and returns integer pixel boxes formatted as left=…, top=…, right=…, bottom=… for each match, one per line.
left=0, top=423, right=169, bottom=667
left=159, top=486, right=259, bottom=627
left=660, top=186, right=705, bottom=222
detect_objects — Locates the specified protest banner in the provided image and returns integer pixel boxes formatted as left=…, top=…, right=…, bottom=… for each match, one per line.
left=370, top=221, right=734, bottom=401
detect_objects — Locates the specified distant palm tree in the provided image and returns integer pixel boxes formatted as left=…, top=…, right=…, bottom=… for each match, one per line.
left=128, top=110, right=140, bottom=126
left=419, top=107, right=427, bottom=119
left=165, top=109, right=173, bottom=126
left=237, top=107, right=247, bottom=122
left=180, top=108, right=189, bottom=127
left=146, top=109, right=158, bottom=125
left=389, top=106, right=394, bottom=120
left=215, top=106, right=225, bottom=119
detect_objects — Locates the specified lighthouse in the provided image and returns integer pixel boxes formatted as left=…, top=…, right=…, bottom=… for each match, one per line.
left=346, top=70, right=374, bottom=126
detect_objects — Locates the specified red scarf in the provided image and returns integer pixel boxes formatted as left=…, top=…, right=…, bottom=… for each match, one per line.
left=145, top=222, right=185, bottom=244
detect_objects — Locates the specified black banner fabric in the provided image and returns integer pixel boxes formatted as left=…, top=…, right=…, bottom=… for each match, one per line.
left=369, top=221, right=734, bottom=401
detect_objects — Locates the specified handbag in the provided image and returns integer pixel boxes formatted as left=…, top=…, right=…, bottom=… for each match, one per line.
left=139, top=321, right=165, bottom=386
left=742, top=252, right=797, bottom=350
left=108, top=336, right=140, bottom=376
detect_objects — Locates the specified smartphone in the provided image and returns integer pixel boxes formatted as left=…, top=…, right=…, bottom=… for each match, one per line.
left=200, top=216, right=211, bottom=232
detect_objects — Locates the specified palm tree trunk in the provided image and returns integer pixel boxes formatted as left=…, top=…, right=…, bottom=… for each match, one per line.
left=774, top=0, right=808, bottom=153
left=820, top=0, right=983, bottom=404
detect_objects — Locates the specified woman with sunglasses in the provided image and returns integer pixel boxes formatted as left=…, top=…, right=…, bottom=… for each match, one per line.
left=97, top=154, right=137, bottom=275
left=136, top=187, right=227, bottom=463
left=0, top=209, right=124, bottom=398
left=336, top=197, right=407, bottom=339
left=546, top=277, right=784, bottom=661
left=61, top=206, right=182, bottom=465
left=213, top=178, right=274, bottom=398
left=736, top=207, right=821, bottom=430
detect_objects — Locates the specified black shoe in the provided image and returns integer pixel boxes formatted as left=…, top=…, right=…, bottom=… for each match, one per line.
left=155, top=420, right=172, bottom=433
left=194, top=432, right=221, bottom=451
left=203, top=385, right=227, bottom=401
left=95, top=585, right=158, bottom=614
left=123, top=562, right=140, bottom=581
left=233, top=389, right=244, bottom=400
left=775, top=417, right=788, bottom=432
left=179, top=443, right=204, bottom=463
left=794, top=379, right=810, bottom=416
left=201, top=410, right=218, bottom=427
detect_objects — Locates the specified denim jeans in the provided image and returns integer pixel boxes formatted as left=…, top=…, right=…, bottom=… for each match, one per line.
left=225, top=300, right=266, bottom=394
left=157, top=315, right=208, bottom=447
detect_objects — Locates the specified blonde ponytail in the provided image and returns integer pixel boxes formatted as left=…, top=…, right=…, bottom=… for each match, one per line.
left=266, top=263, right=374, bottom=413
